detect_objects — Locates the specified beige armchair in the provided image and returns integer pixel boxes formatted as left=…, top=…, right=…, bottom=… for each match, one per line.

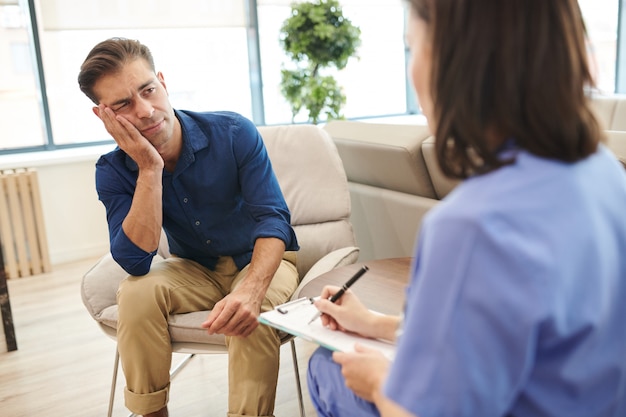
left=81, top=124, right=359, bottom=417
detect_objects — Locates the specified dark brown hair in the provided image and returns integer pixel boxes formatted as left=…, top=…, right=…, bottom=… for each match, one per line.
left=408, top=0, right=603, bottom=179
left=78, top=37, right=156, bottom=104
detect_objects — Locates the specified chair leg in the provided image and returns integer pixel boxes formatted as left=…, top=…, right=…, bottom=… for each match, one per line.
left=108, top=350, right=119, bottom=417
left=170, top=353, right=195, bottom=379
left=108, top=349, right=195, bottom=417
left=290, top=339, right=306, bottom=417
left=109, top=349, right=138, bottom=417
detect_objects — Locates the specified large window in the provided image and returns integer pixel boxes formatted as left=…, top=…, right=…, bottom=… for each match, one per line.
left=1, top=0, right=254, bottom=152
left=0, top=0, right=623, bottom=154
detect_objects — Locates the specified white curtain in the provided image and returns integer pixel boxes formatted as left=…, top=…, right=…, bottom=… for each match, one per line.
left=39, top=0, right=246, bottom=30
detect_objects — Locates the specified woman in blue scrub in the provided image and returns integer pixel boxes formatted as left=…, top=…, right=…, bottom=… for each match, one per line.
left=306, top=1, right=626, bottom=416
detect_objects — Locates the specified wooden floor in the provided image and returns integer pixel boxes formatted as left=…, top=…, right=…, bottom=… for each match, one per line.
left=0, top=257, right=319, bottom=417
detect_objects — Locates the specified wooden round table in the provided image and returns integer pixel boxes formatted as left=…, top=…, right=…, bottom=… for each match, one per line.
left=298, top=257, right=412, bottom=316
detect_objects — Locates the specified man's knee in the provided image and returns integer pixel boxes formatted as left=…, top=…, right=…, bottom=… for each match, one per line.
left=117, top=271, right=171, bottom=322
left=227, top=323, right=281, bottom=355
left=260, top=261, right=299, bottom=312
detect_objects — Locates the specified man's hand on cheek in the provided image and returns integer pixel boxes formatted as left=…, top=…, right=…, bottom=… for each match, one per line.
left=98, top=105, right=141, bottom=143
left=98, top=105, right=163, bottom=169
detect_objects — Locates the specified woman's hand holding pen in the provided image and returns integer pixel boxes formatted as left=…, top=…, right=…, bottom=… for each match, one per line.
left=315, top=285, right=378, bottom=338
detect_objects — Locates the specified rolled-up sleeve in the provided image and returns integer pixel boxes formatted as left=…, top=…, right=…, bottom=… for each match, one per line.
left=233, top=117, right=298, bottom=251
left=95, top=153, right=157, bottom=276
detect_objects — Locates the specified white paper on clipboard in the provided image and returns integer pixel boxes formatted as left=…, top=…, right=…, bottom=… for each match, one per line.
left=258, top=297, right=396, bottom=360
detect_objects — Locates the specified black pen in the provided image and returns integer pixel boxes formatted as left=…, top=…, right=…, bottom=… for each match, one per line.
left=307, top=265, right=369, bottom=324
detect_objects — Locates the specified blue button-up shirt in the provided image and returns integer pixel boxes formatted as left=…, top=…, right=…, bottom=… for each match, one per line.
left=95, top=110, right=299, bottom=275
left=385, top=145, right=626, bottom=417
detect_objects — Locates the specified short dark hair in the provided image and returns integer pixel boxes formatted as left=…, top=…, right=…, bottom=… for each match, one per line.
left=78, top=37, right=156, bottom=104
left=407, top=0, right=603, bottom=179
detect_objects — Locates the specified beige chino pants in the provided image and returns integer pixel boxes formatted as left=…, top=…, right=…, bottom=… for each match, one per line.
left=116, top=252, right=298, bottom=417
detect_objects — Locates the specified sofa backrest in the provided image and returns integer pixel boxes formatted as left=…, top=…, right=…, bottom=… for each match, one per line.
left=324, top=120, right=437, bottom=199
left=326, top=93, right=626, bottom=202
left=590, top=94, right=626, bottom=131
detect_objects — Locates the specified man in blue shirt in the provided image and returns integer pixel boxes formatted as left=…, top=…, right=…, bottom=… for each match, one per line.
left=78, top=37, right=299, bottom=417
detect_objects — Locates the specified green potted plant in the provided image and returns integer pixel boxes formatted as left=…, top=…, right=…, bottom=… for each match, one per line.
left=279, top=0, right=361, bottom=124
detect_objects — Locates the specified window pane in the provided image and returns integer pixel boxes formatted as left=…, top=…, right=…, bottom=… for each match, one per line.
left=258, top=0, right=407, bottom=125
left=257, top=4, right=294, bottom=124
left=579, top=0, right=619, bottom=93
left=0, top=3, right=46, bottom=150
left=37, top=0, right=252, bottom=145
left=340, top=4, right=407, bottom=118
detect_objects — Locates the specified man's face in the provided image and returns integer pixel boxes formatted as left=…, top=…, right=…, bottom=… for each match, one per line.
left=92, top=58, right=176, bottom=151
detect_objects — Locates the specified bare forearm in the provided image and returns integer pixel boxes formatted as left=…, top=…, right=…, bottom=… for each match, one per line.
left=121, top=168, right=163, bottom=252
left=201, top=237, right=287, bottom=336
left=238, top=237, right=286, bottom=295
left=368, top=314, right=402, bottom=342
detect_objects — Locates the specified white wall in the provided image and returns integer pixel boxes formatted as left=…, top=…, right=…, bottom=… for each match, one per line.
left=0, top=145, right=114, bottom=266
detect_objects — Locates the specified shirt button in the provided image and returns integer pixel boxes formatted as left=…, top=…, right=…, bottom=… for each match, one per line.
left=206, top=239, right=211, bottom=245
left=195, top=220, right=200, bottom=226
left=183, top=198, right=188, bottom=203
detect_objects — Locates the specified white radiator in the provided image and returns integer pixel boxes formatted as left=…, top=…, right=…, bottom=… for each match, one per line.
left=0, top=168, right=51, bottom=278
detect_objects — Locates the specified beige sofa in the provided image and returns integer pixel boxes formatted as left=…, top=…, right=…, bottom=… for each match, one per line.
left=324, top=94, right=626, bottom=262
left=591, top=94, right=626, bottom=168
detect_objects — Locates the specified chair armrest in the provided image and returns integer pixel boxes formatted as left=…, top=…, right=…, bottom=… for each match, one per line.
left=81, top=253, right=127, bottom=320
left=81, top=252, right=164, bottom=320
left=83, top=231, right=170, bottom=321
left=292, top=246, right=360, bottom=299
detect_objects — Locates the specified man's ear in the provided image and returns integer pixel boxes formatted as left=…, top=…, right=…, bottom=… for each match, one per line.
left=157, top=71, right=168, bottom=92
left=92, top=106, right=101, bottom=119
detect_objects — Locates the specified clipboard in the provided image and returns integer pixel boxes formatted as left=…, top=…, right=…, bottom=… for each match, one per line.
left=258, top=297, right=396, bottom=360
